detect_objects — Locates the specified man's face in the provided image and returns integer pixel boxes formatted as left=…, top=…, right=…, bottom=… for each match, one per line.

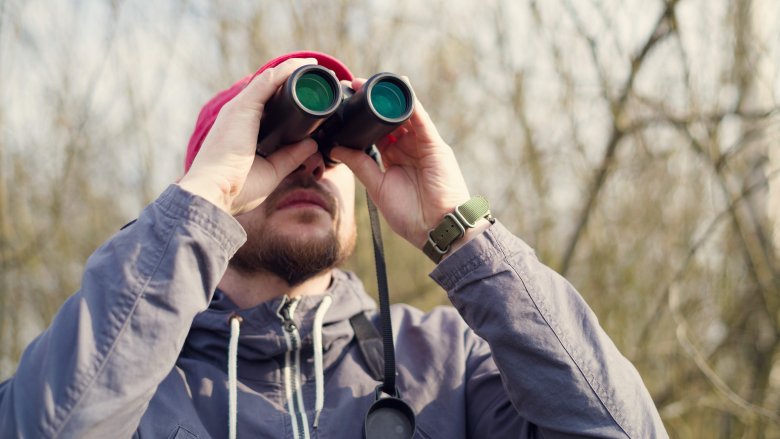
left=230, top=152, right=357, bottom=285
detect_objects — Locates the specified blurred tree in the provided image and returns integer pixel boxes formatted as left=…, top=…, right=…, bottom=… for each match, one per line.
left=0, top=0, right=778, bottom=437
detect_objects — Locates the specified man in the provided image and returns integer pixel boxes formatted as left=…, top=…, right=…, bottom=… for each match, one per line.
left=0, top=52, right=668, bottom=438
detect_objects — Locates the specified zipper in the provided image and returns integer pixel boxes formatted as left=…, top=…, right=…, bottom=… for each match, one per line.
left=278, top=297, right=310, bottom=439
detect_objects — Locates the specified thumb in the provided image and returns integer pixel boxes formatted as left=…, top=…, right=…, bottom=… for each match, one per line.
left=233, top=139, right=318, bottom=215
left=265, top=139, right=318, bottom=181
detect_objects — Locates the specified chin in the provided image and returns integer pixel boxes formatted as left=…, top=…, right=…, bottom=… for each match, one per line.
left=273, top=208, right=334, bottom=231
left=279, top=225, right=334, bottom=244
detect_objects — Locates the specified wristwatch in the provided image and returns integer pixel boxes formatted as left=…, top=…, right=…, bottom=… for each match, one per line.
left=423, top=196, right=494, bottom=263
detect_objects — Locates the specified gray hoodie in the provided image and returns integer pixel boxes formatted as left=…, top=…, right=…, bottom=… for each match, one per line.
left=0, top=185, right=668, bottom=438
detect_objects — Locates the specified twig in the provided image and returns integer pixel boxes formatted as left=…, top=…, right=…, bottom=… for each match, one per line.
left=668, top=284, right=780, bottom=424
left=559, top=0, right=679, bottom=275
left=631, top=168, right=780, bottom=356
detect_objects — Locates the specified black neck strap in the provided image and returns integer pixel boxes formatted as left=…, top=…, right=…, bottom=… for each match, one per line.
left=358, top=148, right=417, bottom=439
left=366, top=193, right=397, bottom=396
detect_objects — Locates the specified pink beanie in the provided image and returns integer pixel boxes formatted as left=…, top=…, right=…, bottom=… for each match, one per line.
left=184, top=51, right=354, bottom=172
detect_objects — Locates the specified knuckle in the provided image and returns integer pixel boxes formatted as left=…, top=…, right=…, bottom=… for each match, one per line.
left=258, top=67, right=279, bottom=84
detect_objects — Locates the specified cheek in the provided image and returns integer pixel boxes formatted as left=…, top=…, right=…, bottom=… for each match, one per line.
left=336, top=178, right=356, bottom=237
left=328, top=167, right=356, bottom=219
left=337, top=205, right=358, bottom=252
left=342, top=190, right=355, bottom=220
left=338, top=190, right=356, bottom=234
left=234, top=206, right=268, bottom=232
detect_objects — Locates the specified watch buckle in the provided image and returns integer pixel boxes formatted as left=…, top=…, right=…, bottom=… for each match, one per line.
left=426, top=213, right=466, bottom=254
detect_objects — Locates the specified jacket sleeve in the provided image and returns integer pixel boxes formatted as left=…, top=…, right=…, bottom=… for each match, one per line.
left=0, top=185, right=246, bottom=439
left=430, top=222, right=668, bottom=438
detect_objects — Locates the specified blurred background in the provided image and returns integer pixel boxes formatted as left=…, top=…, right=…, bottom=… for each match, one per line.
left=0, top=0, right=778, bottom=437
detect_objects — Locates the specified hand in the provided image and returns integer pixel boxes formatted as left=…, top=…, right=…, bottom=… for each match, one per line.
left=331, top=78, right=473, bottom=249
left=178, top=58, right=319, bottom=215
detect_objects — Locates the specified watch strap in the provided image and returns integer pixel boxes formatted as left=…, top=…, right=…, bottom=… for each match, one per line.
left=423, top=196, right=492, bottom=263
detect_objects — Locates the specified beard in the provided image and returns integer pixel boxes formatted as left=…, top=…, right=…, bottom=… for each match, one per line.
left=229, top=180, right=356, bottom=286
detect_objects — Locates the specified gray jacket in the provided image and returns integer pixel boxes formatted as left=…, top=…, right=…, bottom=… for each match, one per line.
left=0, top=185, right=667, bottom=438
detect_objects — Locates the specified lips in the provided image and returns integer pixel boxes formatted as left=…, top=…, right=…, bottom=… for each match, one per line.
left=275, top=189, right=333, bottom=215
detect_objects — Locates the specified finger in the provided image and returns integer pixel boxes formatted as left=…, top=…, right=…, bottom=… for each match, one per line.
left=330, top=146, right=384, bottom=197
left=406, top=95, right=443, bottom=143
left=375, top=126, right=409, bottom=150
left=350, top=77, right=368, bottom=90
left=400, top=75, right=428, bottom=129
left=376, top=142, right=415, bottom=168
left=233, top=58, right=318, bottom=110
left=264, top=138, right=318, bottom=181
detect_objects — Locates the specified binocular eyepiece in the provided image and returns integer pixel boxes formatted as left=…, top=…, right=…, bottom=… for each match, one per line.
left=256, top=65, right=415, bottom=162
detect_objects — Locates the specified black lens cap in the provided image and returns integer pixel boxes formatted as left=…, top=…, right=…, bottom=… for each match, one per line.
left=364, top=386, right=416, bottom=439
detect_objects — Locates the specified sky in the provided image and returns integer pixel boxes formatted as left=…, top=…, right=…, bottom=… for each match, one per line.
left=0, top=0, right=777, bottom=216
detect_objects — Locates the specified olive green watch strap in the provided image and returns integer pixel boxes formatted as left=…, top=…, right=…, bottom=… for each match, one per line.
left=423, top=196, right=493, bottom=263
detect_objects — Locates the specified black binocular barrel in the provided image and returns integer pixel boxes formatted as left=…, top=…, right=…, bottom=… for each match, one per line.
left=256, top=66, right=415, bottom=161
left=256, top=65, right=342, bottom=157
left=322, top=73, right=415, bottom=153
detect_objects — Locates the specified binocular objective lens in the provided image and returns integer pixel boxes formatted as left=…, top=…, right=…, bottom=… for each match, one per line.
left=295, top=72, right=336, bottom=112
left=371, top=81, right=408, bottom=119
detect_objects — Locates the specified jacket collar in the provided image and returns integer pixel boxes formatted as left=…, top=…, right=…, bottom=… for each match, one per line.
left=182, top=269, right=376, bottom=378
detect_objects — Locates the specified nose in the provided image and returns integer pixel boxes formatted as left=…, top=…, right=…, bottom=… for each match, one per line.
left=295, top=151, right=325, bottom=180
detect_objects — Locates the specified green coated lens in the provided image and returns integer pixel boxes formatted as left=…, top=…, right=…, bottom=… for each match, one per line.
left=371, top=81, right=407, bottom=119
left=295, top=72, right=335, bottom=112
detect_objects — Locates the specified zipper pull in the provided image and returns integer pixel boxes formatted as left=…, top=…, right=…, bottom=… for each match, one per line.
left=279, top=299, right=298, bottom=333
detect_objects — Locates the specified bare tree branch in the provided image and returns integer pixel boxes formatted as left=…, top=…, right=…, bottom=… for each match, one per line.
left=668, top=284, right=780, bottom=424
left=560, top=0, right=680, bottom=275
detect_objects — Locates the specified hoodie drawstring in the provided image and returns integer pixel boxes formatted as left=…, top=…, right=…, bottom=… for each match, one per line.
left=313, top=295, right=333, bottom=428
left=228, top=314, right=242, bottom=439
left=225, top=296, right=333, bottom=438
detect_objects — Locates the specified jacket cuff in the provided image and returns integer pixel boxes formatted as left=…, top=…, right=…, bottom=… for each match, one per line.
left=157, top=184, right=247, bottom=256
left=429, top=221, right=534, bottom=291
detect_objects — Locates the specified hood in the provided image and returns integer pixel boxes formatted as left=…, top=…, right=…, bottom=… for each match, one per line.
left=181, top=269, right=376, bottom=380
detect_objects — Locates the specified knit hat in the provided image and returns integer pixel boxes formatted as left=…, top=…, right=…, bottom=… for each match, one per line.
left=184, top=51, right=354, bottom=172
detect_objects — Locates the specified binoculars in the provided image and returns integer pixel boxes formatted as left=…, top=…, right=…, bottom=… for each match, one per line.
left=256, top=65, right=415, bottom=162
